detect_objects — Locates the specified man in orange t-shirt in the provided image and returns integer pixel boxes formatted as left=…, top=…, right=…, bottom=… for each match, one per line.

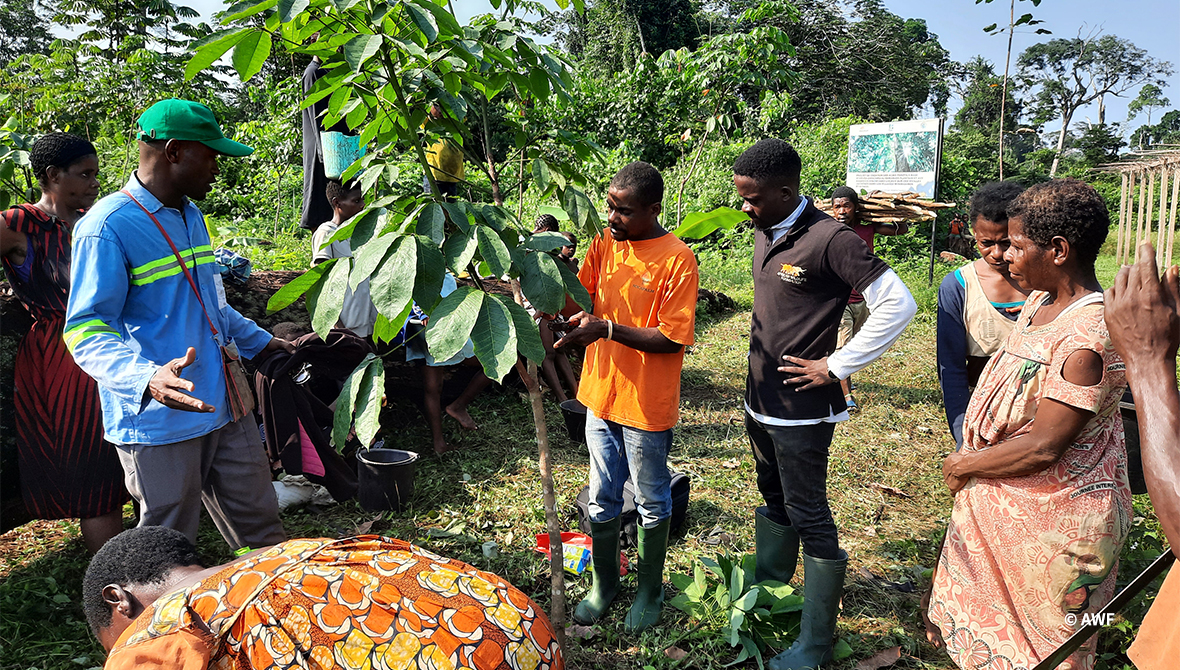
left=555, top=161, right=698, bottom=633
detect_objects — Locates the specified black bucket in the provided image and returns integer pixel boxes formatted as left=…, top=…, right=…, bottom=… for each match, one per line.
left=560, top=399, right=587, bottom=444
left=357, top=448, right=419, bottom=512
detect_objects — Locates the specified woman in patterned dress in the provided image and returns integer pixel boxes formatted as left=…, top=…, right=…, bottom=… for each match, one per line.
left=927, top=179, right=1131, bottom=670
left=84, top=527, right=564, bottom=670
left=1, top=132, right=127, bottom=552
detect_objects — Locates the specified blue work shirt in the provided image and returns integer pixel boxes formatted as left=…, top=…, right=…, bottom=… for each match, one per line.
left=65, top=174, right=273, bottom=446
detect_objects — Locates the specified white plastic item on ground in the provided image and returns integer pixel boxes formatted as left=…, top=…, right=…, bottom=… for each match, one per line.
left=272, top=475, right=335, bottom=510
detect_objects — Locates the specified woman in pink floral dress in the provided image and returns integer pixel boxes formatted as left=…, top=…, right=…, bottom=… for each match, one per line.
left=927, top=179, right=1131, bottom=670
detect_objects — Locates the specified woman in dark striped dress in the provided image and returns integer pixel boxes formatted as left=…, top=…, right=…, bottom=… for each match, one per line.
left=1, top=133, right=127, bottom=553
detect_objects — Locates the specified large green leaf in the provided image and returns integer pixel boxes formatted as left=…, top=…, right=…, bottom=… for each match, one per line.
left=425, top=287, right=482, bottom=362
left=413, top=235, right=446, bottom=312
left=185, top=29, right=248, bottom=80
left=404, top=2, right=438, bottom=43
left=277, top=0, right=308, bottom=22
left=343, top=34, right=382, bottom=72
left=556, top=260, right=592, bottom=312
left=479, top=204, right=508, bottom=232
left=524, top=231, right=569, bottom=252
left=352, top=356, right=385, bottom=447
left=672, top=206, right=749, bottom=239
left=562, top=186, right=599, bottom=233
left=350, top=208, right=382, bottom=249
left=307, top=256, right=351, bottom=340
left=372, top=301, right=414, bottom=345
left=416, top=202, right=445, bottom=244
left=231, top=31, right=271, bottom=82
left=218, top=0, right=279, bottom=22
left=266, top=261, right=332, bottom=314
left=369, top=235, right=417, bottom=319
left=475, top=225, right=511, bottom=277
left=332, top=355, right=368, bottom=449
left=442, top=228, right=478, bottom=274
left=471, top=295, right=517, bottom=382
left=441, top=201, right=473, bottom=233
left=502, top=297, right=545, bottom=365
left=350, top=233, right=398, bottom=290
left=531, top=158, right=551, bottom=192
left=520, top=250, right=565, bottom=314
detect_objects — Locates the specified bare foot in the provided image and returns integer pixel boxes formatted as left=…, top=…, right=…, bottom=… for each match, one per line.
left=445, top=404, right=479, bottom=430
left=920, top=588, right=944, bottom=649
left=433, top=437, right=457, bottom=456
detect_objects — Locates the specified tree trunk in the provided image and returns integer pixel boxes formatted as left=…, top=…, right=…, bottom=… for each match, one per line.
left=998, top=0, right=1015, bottom=180
left=509, top=280, right=566, bottom=653
left=1050, top=108, right=1074, bottom=177
left=1098, top=94, right=1106, bottom=126
left=517, top=359, right=566, bottom=651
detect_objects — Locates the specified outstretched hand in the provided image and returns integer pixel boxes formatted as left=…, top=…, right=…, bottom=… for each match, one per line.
left=778, top=355, right=836, bottom=391
left=1106, top=242, right=1180, bottom=378
left=149, top=347, right=214, bottom=413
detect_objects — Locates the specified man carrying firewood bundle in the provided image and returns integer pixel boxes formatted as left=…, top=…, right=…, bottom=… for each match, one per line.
left=829, top=185, right=909, bottom=410
left=733, top=140, right=916, bottom=670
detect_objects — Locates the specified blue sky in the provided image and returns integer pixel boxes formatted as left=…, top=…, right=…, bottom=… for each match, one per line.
left=180, top=0, right=1179, bottom=136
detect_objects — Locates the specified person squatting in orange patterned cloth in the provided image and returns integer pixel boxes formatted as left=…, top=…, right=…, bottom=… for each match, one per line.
left=84, top=526, right=563, bottom=670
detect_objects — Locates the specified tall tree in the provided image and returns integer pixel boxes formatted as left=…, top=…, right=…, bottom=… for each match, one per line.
left=977, top=0, right=1050, bottom=179
left=1018, top=32, right=1173, bottom=175
left=767, top=0, right=953, bottom=123
left=52, top=0, right=201, bottom=59
left=0, top=0, right=54, bottom=66
left=1127, top=84, right=1171, bottom=148
left=543, top=0, right=701, bottom=75
left=952, top=56, right=1021, bottom=136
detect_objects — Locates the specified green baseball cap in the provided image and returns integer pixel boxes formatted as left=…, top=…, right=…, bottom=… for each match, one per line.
left=135, top=99, right=253, bottom=157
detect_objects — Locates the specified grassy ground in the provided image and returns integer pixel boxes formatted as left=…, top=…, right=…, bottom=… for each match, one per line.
left=0, top=239, right=1162, bottom=670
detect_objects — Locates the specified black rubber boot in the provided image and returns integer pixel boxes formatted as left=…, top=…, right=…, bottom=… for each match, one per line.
left=573, top=517, right=621, bottom=624
left=755, top=506, right=800, bottom=584
left=767, top=549, right=848, bottom=670
left=624, top=518, right=670, bottom=633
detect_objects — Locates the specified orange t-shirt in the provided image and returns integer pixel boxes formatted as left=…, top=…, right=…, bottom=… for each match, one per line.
left=1129, top=565, right=1180, bottom=669
left=575, top=231, right=698, bottom=432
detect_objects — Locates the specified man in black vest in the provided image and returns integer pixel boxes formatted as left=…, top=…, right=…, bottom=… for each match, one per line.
left=733, top=139, right=917, bottom=670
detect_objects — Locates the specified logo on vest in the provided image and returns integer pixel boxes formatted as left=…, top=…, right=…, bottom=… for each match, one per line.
left=778, top=263, right=806, bottom=284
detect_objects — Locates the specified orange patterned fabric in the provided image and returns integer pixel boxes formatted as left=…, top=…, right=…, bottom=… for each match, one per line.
left=105, top=536, right=563, bottom=670
left=929, top=292, right=1132, bottom=670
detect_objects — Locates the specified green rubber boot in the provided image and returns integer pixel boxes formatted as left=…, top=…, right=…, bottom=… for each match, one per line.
left=755, top=506, right=800, bottom=584
left=624, top=518, right=670, bottom=633
left=573, top=517, right=621, bottom=624
left=768, top=549, right=848, bottom=670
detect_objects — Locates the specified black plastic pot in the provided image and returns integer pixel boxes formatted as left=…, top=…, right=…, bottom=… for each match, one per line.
left=357, top=448, right=419, bottom=512
left=560, top=399, right=587, bottom=444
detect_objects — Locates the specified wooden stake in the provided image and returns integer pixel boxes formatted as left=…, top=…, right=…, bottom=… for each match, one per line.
left=1168, top=169, right=1180, bottom=270
left=1125, top=172, right=1138, bottom=265
left=1137, top=172, right=1148, bottom=249
left=1117, top=173, right=1128, bottom=264
left=1159, top=170, right=1170, bottom=268
left=1145, top=172, right=1156, bottom=254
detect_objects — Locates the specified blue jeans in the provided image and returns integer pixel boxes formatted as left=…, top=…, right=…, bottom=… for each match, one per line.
left=585, top=410, right=673, bottom=528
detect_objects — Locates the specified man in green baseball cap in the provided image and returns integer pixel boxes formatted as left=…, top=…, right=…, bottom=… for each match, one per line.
left=63, top=97, right=292, bottom=554
left=136, top=98, right=253, bottom=157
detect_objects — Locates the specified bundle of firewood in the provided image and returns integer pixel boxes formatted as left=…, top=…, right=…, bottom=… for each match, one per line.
left=816, top=191, right=955, bottom=223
